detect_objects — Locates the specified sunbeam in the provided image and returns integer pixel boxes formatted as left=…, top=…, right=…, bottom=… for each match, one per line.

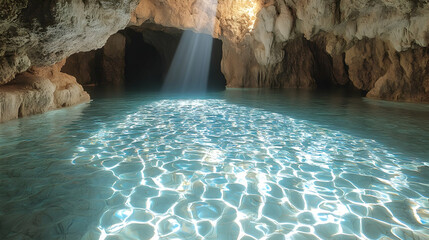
left=162, top=0, right=219, bottom=93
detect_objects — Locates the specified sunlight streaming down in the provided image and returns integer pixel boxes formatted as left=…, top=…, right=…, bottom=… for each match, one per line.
left=162, top=0, right=218, bottom=93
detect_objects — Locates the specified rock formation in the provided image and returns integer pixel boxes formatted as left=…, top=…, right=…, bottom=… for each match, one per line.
left=0, top=0, right=139, bottom=122
left=0, top=60, right=90, bottom=123
left=62, top=33, right=127, bottom=86
left=0, top=0, right=138, bottom=84
left=131, top=0, right=429, bottom=101
left=61, top=51, right=100, bottom=86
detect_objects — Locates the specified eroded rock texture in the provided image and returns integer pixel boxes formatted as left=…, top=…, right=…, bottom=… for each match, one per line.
left=0, top=0, right=138, bottom=84
left=0, top=60, right=90, bottom=123
left=0, top=0, right=138, bottom=121
left=131, top=0, right=429, bottom=102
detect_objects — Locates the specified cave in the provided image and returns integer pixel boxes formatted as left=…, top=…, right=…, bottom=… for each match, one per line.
left=1, top=1, right=429, bottom=240
left=121, top=26, right=226, bottom=91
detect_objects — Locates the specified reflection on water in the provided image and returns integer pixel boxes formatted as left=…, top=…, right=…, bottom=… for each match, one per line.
left=0, top=89, right=428, bottom=240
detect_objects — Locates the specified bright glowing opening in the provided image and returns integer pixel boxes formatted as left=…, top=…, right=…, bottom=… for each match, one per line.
left=235, top=0, right=260, bottom=31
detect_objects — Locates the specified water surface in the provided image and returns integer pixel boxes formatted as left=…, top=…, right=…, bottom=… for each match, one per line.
left=0, top=89, right=428, bottom=239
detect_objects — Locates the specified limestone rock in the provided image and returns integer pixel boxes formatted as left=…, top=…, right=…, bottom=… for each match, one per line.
left=279, top=37, right=337, bottom=89
left=62, top=33, right=127, bottom=86
left=0, top=0, right=139, bottom=84
left=367, top=45, right=429, bottom=102
left=345, top=39, right=393, bottom=91
left=274, top=1, right=294, bottom=42
left=345, top=38, right=429, bottom=102
left=130, top=0, right=428, bottom=102
left=0, top=75, right=55, bottom=123
left=221, top=39, right=260, bottom=88
left=130, top=0, right=262, bottom=42
left=0, top=60, right=90, bottom=123
left=0, top=55, right=31, bottom=85
left=130, top=0, right=219, bottom=35
left=2, top=0, right=428, bottom=105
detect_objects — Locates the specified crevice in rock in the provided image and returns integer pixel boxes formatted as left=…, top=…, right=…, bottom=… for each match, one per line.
left=17, top=104, right=23, bottom=118
left=279, top=37, right=339, bottom=89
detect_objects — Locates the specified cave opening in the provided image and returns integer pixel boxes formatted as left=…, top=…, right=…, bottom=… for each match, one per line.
left=122, top=26, right=226, bottom=91
left=62, top=26, right=226, bottom=92
left=122, top=28, right=164, bottom=90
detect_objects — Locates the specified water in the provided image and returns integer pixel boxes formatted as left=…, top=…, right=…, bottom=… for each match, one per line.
left=0, top=89, right=428, bottom=240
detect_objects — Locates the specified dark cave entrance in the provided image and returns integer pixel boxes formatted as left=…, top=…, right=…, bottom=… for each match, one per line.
left=122, top=28, right=164, bottom=90
left=278, top=37, right=355, bottom=91
left=122, top=26, right=226, bottom=91
left=62, top=26, right=226, bottom=92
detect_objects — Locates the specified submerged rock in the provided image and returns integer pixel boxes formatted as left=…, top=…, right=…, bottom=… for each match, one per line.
left=0, top=0, right=139, bottom=84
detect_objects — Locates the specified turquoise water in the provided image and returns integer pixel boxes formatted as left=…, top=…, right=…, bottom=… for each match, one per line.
left=0, top=89, right=428, bottom=239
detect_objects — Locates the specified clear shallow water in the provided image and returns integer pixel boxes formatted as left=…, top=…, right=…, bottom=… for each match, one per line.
left=0, top=89, right=428, bottom=240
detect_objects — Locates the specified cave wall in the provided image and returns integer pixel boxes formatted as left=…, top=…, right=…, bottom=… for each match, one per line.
left=0, top=60, right=90, bottom=123
left=0, top=0, right=139, bottom=84
left=131, top=0, right=429, bottom=102
left=61, top=50, right=100, bottom=86
left=62, top=28, right=175, bottom=88
left=61, top=28, right=175, bottom=88
left=62, top=33, right=127, bottom=86
left=0, top=0, right=139, bottom=122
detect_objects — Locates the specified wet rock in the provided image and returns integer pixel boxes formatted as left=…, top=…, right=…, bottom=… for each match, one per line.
left=0, top=60, right=90, bottom=122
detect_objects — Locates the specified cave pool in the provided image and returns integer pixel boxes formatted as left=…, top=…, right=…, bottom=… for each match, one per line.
left=0, top=89, right=428, bottom=240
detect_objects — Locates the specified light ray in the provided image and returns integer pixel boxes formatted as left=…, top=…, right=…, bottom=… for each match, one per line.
left=162, top=0, right=219, bottom=93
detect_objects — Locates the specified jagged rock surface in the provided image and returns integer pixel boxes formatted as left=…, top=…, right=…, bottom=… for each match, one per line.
left=61, top=51, right=99, bottom=86
left=0, top=0, right=138, bottom=122
left=0, top=0, right=139, bottom=84
left=102, top=33, right=127, bottom=85
left=63, top=32, right=128, bottom=86
left=0, top=60, right=90, bottom=123
left=131, top=0, right=429, bottom=102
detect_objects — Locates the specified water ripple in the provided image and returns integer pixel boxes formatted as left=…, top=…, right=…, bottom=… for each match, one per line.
left=1, top=99, right=428, bottom=239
